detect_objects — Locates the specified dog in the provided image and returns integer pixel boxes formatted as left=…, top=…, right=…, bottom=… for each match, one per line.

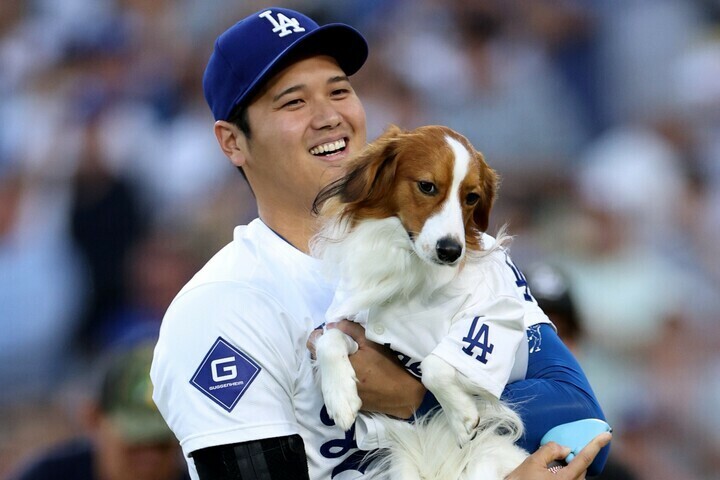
left=311, top=125, right=553, bottom=479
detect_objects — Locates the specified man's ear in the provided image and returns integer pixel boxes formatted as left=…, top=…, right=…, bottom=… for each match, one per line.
left=214, top=120, right=248, bottom=168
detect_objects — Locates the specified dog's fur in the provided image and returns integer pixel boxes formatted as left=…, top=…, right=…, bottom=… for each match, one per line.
left=311, top=125, right=528, bottom=479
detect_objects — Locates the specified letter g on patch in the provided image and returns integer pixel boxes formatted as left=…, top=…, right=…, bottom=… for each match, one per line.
left=191, top=337, right=261, bottom=411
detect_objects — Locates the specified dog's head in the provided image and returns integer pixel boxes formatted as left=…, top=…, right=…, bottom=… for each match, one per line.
left=314, top=125, right=499, bottom=266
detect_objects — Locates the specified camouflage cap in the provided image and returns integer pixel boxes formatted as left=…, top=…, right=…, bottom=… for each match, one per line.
left=99, top=343, right=175, bottom=444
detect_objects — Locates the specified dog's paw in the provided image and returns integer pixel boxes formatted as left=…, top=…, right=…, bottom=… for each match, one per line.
left=323, top=375, right=362, bottom=431
left=316, top=329, right=362, bottom=430
left=447, top=410, right=480, bottom=447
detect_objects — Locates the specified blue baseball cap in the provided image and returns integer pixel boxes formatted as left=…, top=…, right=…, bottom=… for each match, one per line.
left=203, top=7, right=368, bottom=121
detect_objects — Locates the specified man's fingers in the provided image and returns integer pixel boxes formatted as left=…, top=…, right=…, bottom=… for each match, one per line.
left=504, top=442, right=570, bottom=480
left=307, top=320, right=364, bottom=358
left=333, top=319, right=367, bottom=344
left=535, top=442, right=572, bottom=467
left=558, top=432, right=612, bottom=479
left=306, top=328, right=323, bottom=358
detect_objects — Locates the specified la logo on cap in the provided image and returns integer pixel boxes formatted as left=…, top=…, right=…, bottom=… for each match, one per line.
left=259, top=10, right=306, bottom=38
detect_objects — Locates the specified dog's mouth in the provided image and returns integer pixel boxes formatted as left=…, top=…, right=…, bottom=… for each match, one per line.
left=431, top=256, right=462, bottom=267
left=435, top=257, right=462, bottom=267
left=410, top=251, right=463, bottom=268
left=310, top=138, right=347, bottom=157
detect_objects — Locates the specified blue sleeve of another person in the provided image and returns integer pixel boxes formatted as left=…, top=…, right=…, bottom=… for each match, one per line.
left=501, top=323, right=609, bottom=476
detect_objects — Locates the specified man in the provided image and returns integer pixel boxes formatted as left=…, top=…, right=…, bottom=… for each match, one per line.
left=151, top=7, right=608, bottom=479
left=11, top=343, right=188, bottom=480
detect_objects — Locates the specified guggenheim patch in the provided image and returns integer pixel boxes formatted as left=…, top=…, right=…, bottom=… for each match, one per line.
left=190, top=337, right=261, bottom=411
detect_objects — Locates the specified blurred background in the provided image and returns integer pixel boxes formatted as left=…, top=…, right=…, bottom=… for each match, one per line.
left=1, top=0, right=719, bottom=478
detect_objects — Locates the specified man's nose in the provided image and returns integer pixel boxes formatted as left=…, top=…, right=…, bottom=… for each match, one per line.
left=312, top=101, right=342, bottom=130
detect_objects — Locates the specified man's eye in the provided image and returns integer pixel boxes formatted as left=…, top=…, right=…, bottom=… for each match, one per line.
left=418, top=181, right=437, bottom=195
left=282, top=99, right=303, bottom=108
left=466, top=193, right=480, bottom=205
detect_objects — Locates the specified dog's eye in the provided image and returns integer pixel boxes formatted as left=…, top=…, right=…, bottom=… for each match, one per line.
left=417, top=181, right=437, bottom=195
left=466, top=193, right=480, bottom=206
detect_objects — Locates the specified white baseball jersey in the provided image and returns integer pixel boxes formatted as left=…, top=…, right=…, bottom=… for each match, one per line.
left=151, top=219, right=374, bottom=479
left=326, top=237, right=553, bottom=398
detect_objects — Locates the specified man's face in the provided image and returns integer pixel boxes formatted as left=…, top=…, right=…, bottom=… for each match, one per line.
left=96, top=418, right=184, bottom=480
left=243, top=55, right=367, bottom=214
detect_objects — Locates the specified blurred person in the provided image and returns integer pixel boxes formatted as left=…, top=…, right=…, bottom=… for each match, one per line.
left=542, top=125, right=697, bottom=358
left=591, top=0, right=705, bottom=126
left=0, top=162, right=85, bottom=401
left=514, top=0, right=605, bottom=134
left=671, top=32, right=720, bottom=288
left=380, top=0, right=590, bottom=181
left=666, top=35, right=720, bottom=476
left=8, top=343, right=189, bottom=480
left=523, top=263, right=583, bottom=355
left=151, top=7, right=608, bottom=479
left=69, top=111, right=147, bottom=356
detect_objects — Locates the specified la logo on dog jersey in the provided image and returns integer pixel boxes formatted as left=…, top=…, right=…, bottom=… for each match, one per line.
left=259, top=10, right=305, bottom=37
left=190, top=337, right=261, bottom=411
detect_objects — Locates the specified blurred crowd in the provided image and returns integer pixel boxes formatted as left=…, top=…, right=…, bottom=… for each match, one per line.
left=1, top=0, right=719, bottom=478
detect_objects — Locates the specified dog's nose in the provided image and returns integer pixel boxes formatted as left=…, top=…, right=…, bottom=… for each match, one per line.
left=436, top=237, right=463, bottom=264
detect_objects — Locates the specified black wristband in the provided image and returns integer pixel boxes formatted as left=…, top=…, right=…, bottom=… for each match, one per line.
left=193, top=434, right=310, bottom=480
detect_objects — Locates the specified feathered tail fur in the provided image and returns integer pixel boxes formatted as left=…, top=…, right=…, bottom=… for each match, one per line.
left=363, top=398, right=527, bottom=480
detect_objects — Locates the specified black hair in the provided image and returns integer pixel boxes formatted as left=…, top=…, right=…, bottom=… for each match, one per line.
left=227, top=103, right=251, bottom=139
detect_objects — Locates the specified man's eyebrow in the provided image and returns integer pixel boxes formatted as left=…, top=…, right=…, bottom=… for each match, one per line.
left=329, top=75, right=350, bottom=84
left=273, top=85, right=304, bottom=103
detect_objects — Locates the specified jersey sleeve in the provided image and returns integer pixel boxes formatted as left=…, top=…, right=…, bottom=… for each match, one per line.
left=429, top=250, right=551, bottom=398
left=430, top=295, right=527, bottom=398
left=151, top=281, right=306, bottom=459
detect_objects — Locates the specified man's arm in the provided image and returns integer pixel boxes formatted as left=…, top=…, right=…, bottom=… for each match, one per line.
left=307, top=321, right=426, bottom=418
left=334, top=321, right=427, bottom=418
left=190, top=319, right=426, bottom=480
left=501, top=324, right=609, bottom=475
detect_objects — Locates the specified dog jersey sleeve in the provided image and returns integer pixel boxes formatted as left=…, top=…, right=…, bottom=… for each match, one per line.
left=428, top=249, right=547, bottom=398
left=430, top=295, right=527, bottom=398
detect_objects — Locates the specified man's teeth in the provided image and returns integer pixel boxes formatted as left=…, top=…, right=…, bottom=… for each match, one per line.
left=310, top=139, right=346, bottom=155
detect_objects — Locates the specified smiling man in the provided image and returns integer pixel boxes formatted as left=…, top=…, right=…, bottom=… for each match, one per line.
left=150, top=7, right=609, bottom=480
left=216, top=55, right=366, bottom=250
left=150, top=8, right=425, bottom=479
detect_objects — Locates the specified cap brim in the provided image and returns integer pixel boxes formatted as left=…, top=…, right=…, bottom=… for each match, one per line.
left=228, top=23, right=368, bottom=117
left=110, top=411, right=176, bottom=445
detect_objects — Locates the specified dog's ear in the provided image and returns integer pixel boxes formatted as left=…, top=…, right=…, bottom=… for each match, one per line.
left=313, top=126, right=403, bottom=214
left=473, top=152, right=499, bottom=232
left=343, top=125, right=403, bottom=203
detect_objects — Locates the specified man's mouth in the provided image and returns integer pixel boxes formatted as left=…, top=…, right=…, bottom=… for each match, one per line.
left=310, top=138, right=347, bottom=156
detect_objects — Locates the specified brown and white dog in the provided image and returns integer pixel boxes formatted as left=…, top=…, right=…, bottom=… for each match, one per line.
left=311, top=125, right=534, bottom=479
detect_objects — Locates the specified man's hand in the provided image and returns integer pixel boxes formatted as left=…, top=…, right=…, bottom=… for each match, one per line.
left=505, top=432, right=612, bottom=480
left=307, top=321, right=426, bottom=419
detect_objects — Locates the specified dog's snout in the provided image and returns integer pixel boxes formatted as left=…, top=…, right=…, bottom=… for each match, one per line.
left=436, top=237, right=463, bottom=264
